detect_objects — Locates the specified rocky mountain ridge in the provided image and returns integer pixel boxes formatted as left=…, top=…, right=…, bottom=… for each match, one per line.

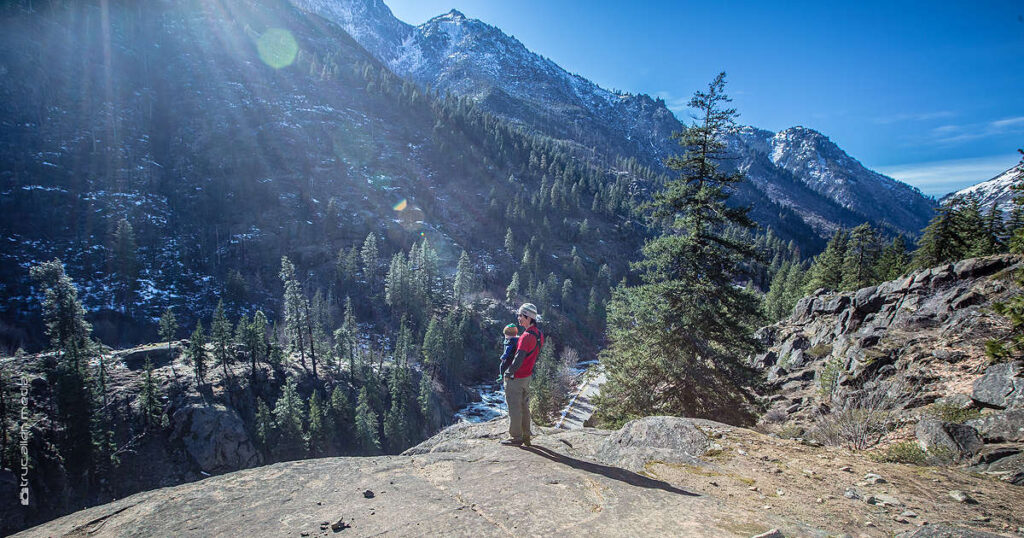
left=753, top=254, right=1024, bottom=488
left=290, top=0, right=938, bottom=241
left=943, top=162, right=1024, bottom=213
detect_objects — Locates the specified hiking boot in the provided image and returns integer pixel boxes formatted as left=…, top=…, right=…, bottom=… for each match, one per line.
left=500, top=438, right=523, bottom=446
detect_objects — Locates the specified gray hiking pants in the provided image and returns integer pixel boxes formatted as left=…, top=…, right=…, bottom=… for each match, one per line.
left=504, top=375, right=532, bottom=441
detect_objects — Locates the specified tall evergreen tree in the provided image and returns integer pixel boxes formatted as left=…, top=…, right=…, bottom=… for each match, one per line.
left=280, top=257, right=308, bottom=368
left=361, top=233, right=381, bottom=294
left=138, top=358, right=161, bottom=429
left=506, top=271, right=521, bottom=303
left=912, top=202, right=967, bottom=269
left=29, top=260, right=97, bottom=474
left=187, top=322, right=208, bottom=391
left=273, top=377, right=307, bottom=459
left=30, top=259, right=92, bottom=367
left=875, top=236, right=910, bottom=282
left=211, top=299, right=233, bottom=380
left=597, top=73, right=762, bottom=422
left=254, top=397, right=274, bottom=453
left=329, top=386, right=354, bottom=449
left=805, top=229, right=848, bottom=292
left=841, top=223, right=881, bottom=291
left=354, top=387, right=381, bottom=453
left=452, top=250, right=474, bottom=307
left=421, top=317, right=445, bottom=378
left=307, top=390, right=327, bottom=457
left=110, top=218, right=140, bottom=315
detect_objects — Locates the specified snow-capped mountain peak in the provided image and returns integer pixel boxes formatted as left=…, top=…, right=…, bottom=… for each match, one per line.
left=944, top=163, right=1024, bottom=211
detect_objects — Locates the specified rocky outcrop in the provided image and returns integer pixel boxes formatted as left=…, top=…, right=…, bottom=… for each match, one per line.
left=17, top=417, right=1024, bottom=537
left=753, top=255, right=1024, bottom=485
left=915, top=418, right=983, bottom=461
left=170, top=403, right=262, bottom=474
left=972, top=361, right=1024, bottom=409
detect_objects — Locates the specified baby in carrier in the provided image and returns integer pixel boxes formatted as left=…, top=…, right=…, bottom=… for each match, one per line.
left=496, top=323, right=519, bottom=383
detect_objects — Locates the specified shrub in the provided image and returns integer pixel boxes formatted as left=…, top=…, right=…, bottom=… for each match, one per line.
left=810, top=378, right=909, bottom=450
left=928, top=402, right=981, bottom=424
left=871, top=441, right=927, bottom=465
left=817, top=356, right=844, bottom=396
left=762, top=407, right=788, bottom=424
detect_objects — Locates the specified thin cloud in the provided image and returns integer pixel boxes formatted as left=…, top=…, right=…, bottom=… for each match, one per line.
left=872, top=110, right=956, bottom=125
left=878, top=154, right=1021, bottom=197
left=653, top=91, right=690, bottom=115
left=928, top=115, right=1024, bottom=145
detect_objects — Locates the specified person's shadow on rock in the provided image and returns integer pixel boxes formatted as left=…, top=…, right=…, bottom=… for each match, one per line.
left=522, top=445, right=699, bottom=497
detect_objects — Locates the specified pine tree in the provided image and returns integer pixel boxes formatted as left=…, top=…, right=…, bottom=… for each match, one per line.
left=912, top=202, right=966, bottom=269
left=138, top=358, right=161, bottom=429
left=354, top=387, right=381, bottom=453
left=421, top=317, right=445, bottom=378
left=329, top=386, right=354, bottom=449
left=958, top=194, right=997, bottom=257
left=273, top=377, right=306, bottom=458
left=158, top=307, right=178, bottom=351
left=361, top=233, right=381, bottom=294
left=254, top=397, right=274, bottom=453
left=597, top=73, right=762, bottom=422
left=417, top=373, right=433, bottom=426
left=111, top=218, right=140, bottom=315
left=29, top=260, right=97, bottom=474
left=335, top=296, right=358, bottom=386
left=307, top=390, right=327, bottom=457
left=452, top=250, right=474, bottom=307
left=30, top=259, right=92, bottom=368
left=383, top=362, right=412, bottom=453
left=280, top=257, right=308, bottom=368
left=763, top=261, right=793, bottom=322
left=984, top=202, right=1006, bottom=254
left=504, top=228, right=515, bottom=257
left=805, top=229, right=848, bottom=292
left=187, top=322, right=208, bottom=391
left=246, top=311, right=269, bottom=382
left=506, top=271, right=521, bottom=303
left=841, top=223, right=881, bottom=291
left=211, top=299, right=233, bottom=380
left=987, top=269, right=1024, bottom=361
left=875, top=236, right=910, bottom=281
left=560, top=279, right=573, bottom=309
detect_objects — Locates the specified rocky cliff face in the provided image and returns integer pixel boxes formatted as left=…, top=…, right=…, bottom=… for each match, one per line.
left=14, top=417, right=1024, bottom=537
left=753, top=254, right=1024, bottom=487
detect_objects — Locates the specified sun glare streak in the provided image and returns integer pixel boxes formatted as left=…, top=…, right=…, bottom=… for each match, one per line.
left=257, top=28, right=298, bottom=69
left=393, top=199, right=408, bottom=211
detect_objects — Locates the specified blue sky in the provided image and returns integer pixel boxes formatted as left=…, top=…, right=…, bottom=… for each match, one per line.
left=383, top=0, right=1024, bottom=197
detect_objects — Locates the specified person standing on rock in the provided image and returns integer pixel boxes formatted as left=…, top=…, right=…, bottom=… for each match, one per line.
left=501, top=303, right=544, bottom=446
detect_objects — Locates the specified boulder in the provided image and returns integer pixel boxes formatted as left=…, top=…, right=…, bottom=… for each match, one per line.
left=964, top=409, right=1024, bottom=442
left=118, top=344, right=176, bottom=370
left=595, top=416, right=716, bottom=472
left=171, top=403, right=261, bottom=473
left=915, top=418, right=983, bottom=460
left=953, top=255, right=1016, bottom=280
left=852, top=286, right=884, bottom=315
left=971, top=361, right=1024, bottom=410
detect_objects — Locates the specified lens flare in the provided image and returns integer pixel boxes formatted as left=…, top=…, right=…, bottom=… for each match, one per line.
left=393, top=199, right=408, bottom=211
left=257, top=28, right=298, bottom=69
